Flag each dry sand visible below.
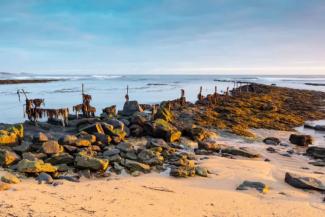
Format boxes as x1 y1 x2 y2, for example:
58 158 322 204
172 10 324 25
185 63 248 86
1 130 325 217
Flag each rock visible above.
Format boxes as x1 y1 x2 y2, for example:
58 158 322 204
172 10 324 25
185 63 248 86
59 135 78 145
148 138 169 149
102 105 117 117
306 146 325 159
137 149 164 165
22 152 46 161
179 137 198 149
131 171 141 177
221 147 259 158
122 159 151 173
12 141 32 153
0 124 24 145
79 134 97 143
57 164 71 172
198 141 222 151
103 148 120 157
1 173 20 184
266 147 276 153
63 145 78 153
94 133 112 145
236 181 269 193
263 137 281 145
17 159 57 173
285 172 325 191
106 119 124 130
315 125 325 131
116 142 134 152
195 166 208 177
0 149 20 166
45 153 74 165
289 134 312 146
309 161 325 167
74 154 109 171
124 150 138 161
170 166 195 178
182 127 207 142
153 119 181 142
0 182 11 191
120 101 143 116
79 123 104 134
33 132 48 143
74 139 91 147
106 129 127 144
42 140 64 154
129 124 144 137
154 104 174 122
36 173 53 184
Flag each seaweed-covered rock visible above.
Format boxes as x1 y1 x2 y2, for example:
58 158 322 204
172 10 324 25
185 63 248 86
42 140 64 154
74 154 109 171
289 134 312 146
0 149 20 166
285 172 325 191
17 159 57 173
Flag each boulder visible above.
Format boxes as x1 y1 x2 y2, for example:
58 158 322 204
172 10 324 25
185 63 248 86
289 134 312 146
0 124 24 145
170 166 195 178
154 104 174 122
236 181 269 193
152 119 181 142
79 134 97 143
22 152 46 161
122 159 151 173
17 159 57 173
195 166 208 177
79 123 104 134
182 127 207 142
103 148 120 157
1 173 21 184
74 139 91 147
148 138 169 149
59 135 78 145
137 149 164 166
33 132 48 143
306 146 325 160
285 172 325 191
94 133 112 145
0 182 11 191
130 114 148 127
129 124 144 137
42 140 64 154
45 153 74 165
105 119 124 130
12 141 32 153
198 141 222 152
74 154 109 171
120 101 143 116
263 137 281 146
102 105 117 117
116 142 134 152
0 149 20 166
36 173 53 184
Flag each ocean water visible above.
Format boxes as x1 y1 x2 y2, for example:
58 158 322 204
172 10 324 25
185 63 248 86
1 73 325 124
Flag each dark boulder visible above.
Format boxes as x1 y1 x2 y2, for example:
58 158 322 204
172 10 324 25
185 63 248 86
119 101 143 116
236 181 269 193
263 137 281 146
285 172 325 191
306 146 325 159
289 134 312 146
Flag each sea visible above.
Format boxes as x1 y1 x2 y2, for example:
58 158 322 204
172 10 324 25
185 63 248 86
1 73 325 125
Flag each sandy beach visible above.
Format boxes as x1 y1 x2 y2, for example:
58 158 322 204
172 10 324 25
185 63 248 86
1 129 325 217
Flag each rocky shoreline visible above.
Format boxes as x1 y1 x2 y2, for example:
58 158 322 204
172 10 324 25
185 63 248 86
0 83 325 203
0 79 64 85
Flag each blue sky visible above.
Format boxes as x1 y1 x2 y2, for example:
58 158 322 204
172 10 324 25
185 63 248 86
0 0 325 74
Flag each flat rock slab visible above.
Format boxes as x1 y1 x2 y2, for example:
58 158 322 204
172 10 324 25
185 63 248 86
285 172 325 191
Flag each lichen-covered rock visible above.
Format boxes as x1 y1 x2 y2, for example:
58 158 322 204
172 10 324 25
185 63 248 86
170 166 195 178
1 173 21 184
137 149 164 166
0 125 24 146
154 104 174 122
182 127 207 142
42 140 64 154
289 134 313 146
17 159 57 173
74 154 109 171
0 182 11 191
122 159 151 173
152 119 181 142
0 149 20 166
59 135 78 145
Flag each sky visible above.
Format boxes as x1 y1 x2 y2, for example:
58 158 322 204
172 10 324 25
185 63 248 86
0 0 325 75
